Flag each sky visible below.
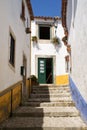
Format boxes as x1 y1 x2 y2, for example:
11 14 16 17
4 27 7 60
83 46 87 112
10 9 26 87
30 0 62 17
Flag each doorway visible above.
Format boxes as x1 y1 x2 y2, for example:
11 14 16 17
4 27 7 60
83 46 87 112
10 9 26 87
38 58 53 84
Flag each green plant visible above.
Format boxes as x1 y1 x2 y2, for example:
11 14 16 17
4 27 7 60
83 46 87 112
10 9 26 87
30 75 38 82
52 37 60 45
67 44 71 53
25 27 31 34
32 36 37 43
62 36 67 42
62 36 68 46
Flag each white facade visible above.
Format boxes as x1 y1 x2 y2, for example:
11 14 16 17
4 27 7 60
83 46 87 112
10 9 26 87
31 17 68 85
0 0 33 91
66 0 87 122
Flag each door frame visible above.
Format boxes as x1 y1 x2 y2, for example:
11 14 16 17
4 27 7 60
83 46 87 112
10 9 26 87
35 55 56 84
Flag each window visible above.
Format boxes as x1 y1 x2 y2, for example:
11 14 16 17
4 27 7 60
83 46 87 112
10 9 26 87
9 34 15 67
39 26 50 40
20 1 25 21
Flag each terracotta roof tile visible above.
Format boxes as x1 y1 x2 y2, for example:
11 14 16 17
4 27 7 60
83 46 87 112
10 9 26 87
34 16 61 20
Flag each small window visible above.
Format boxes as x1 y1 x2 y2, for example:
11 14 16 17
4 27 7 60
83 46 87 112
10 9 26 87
20 1 25 21
9 34 15 67
39 26 50 40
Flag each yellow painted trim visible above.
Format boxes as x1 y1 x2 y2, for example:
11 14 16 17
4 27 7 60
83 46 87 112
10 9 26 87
0 79 33 123
56 74 69 85
12 84 22 111
0 82 22 123
0 92 11 123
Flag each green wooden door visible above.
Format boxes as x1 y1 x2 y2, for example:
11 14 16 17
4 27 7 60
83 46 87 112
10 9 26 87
38 58 53 84
38 58 46 84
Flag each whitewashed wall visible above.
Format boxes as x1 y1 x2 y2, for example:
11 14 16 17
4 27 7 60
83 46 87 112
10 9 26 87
0 0 31 91
31 19 68 78
67 0 87 100
67 0 87 122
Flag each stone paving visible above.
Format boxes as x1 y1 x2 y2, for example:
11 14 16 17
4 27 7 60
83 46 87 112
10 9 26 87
0 85 87 130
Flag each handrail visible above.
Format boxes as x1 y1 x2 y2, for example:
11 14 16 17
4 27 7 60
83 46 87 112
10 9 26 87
46 72 52 83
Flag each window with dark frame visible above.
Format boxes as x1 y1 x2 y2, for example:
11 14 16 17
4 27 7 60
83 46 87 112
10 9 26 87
9 34 15 67
39 26 50 40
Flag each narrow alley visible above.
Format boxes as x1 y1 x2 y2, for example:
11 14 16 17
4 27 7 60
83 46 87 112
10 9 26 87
0 0 87 129
0 84 87 129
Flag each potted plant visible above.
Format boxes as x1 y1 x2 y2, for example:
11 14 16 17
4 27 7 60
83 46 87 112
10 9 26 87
32 36 38 43
30 75 39 85
52 37 60 45
20 13 26 21
67 44 71 53
64 28 68 36
65 55 69 61
62 36 67 46
25 27 31 34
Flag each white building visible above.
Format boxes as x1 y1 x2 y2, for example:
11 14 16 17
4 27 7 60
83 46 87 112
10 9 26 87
31 16 69 85
62 0 87 123
0 0 33 92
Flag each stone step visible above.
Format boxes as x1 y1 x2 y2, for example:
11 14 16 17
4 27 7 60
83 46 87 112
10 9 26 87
0 117 87 130
13 106 79 117
30 93 71 98
23 101 75 107
32 90 70 95
28 97 72 102
32 86 70 90
33 85 69 88
32 89 70 92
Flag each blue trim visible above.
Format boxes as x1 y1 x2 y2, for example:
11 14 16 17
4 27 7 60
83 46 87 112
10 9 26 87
69 76 87 123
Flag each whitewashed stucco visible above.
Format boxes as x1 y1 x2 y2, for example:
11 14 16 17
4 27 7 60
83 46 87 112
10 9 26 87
66 0 87 122
67 0 87 101
31 18 68 82
0 0 31 91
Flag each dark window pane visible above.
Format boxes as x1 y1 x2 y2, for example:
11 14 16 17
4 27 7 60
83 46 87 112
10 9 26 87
9 34 15 67
39 26 50 39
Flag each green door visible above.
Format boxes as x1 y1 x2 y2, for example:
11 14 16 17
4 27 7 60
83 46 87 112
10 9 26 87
38 58 46 84
38 58 53 84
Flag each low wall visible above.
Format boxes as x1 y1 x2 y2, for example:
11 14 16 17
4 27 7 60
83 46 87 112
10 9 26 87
56 74 69 85
0 78 32 123
0 82 22 123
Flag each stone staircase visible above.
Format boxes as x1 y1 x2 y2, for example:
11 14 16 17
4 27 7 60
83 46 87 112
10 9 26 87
0 85 87 130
